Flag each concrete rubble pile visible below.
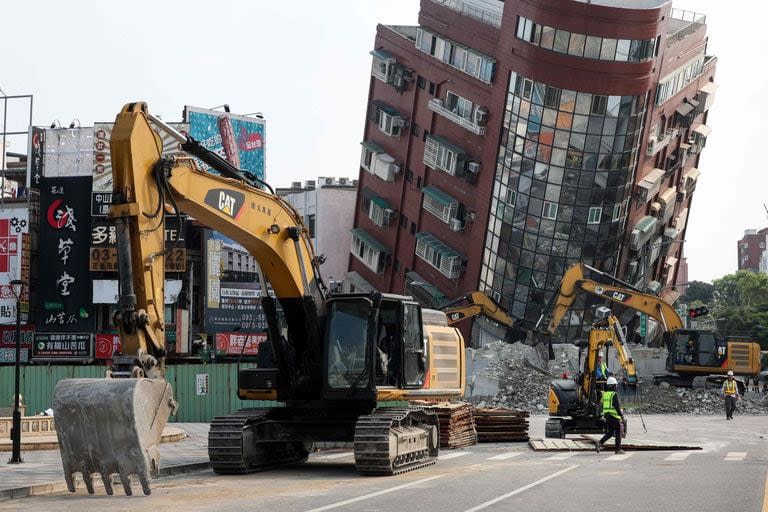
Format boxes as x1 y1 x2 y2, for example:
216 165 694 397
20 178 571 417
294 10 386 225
465 341 768 416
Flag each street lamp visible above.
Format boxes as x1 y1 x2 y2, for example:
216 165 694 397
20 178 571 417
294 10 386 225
8 278 24 464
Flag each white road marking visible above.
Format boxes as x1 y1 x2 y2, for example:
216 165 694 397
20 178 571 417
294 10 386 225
725 452 747 461
546 452 575 460
303 475 444 512
316 452 354 460
605 452 634 461
664 452 692 461
488 452 523 461
440 451 471 460
462 465 579 512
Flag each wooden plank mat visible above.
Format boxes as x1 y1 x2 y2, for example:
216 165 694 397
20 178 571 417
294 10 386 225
529 436 701 451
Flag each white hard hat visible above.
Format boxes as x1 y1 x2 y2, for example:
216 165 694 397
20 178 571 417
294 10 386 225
727 371 734 376
606 376 618 386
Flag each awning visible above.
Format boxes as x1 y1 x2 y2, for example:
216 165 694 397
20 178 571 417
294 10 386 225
344 271 375 293
660 187 677 204
93 279 182 305
683 167 701 182
665 256 678 267
370 49 395 61
351 228 390 254
686 98 700 108
360 140 384 153
661 288 681 304
693 124 712 137
421 186 457 207
415 232 461 259
638 168 665 187
427 134 466 155
634 215 658 233
361 187 391 209
405 271 446 306
372 101 401 117
679 142 691 151
675 102 695 117
699 82 718 95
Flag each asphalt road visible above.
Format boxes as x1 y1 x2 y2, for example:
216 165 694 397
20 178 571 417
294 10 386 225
3 415 766 512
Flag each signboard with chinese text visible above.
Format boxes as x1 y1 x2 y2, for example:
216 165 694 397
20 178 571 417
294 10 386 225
32 332 92 360
0 206 29 324
0 348 29 363
183 106 265 181
94 333 121 359
215 332 267 356
203 230 266 332
90 217 186 272
35 177 93 332
195 374 209 396
0 325 34 349
27 127 45 190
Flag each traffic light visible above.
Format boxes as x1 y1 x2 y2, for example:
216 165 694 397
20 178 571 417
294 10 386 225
688 306 710 318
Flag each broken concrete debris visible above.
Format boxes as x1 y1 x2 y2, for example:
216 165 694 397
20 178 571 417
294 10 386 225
465 341 768 415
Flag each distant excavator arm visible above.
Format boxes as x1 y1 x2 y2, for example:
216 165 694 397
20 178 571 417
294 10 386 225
441 291 516 327
543 262 684 335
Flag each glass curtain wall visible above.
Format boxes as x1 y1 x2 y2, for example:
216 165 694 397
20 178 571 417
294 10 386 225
480 71 647 340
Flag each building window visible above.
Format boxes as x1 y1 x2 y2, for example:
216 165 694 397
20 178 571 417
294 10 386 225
399 213 408 228
544 86 561 108
377 109 403 137
306 214 316 237
505 189 516 207
417 76 426 90
587 207 602 225
351 231 387 274
612 203 621 222
422 186 459 224
415 232 462 279
591 95 607 115
415 28 495 83
445 91 473 119
542 201 558 220
406 169 414 182
423 135 466 176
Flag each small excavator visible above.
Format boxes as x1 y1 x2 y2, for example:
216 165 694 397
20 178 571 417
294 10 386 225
540 262 761 437
52 103 466 496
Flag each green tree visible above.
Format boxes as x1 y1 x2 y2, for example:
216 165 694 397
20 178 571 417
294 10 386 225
682 280 714 303
711 270 768 348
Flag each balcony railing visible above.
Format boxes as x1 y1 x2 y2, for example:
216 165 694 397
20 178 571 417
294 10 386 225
646 128 678 157
428 98 487 136
428 0 502 28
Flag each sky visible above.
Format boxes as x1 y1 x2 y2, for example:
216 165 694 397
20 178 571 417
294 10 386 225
0 0 761 284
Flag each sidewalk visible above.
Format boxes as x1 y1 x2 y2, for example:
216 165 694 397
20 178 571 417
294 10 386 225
0 423 210 500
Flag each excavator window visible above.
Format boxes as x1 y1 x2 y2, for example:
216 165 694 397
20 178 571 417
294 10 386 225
325 300 371 390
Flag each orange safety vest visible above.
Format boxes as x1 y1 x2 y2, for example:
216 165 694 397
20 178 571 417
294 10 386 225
723 379 737 396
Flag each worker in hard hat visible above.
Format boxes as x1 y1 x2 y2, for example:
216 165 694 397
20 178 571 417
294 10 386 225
595 376 625 454
722 370 740 420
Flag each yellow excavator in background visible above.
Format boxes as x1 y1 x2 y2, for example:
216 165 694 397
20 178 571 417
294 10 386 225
541 262 761 437
52 103 466 496
440 291 528 343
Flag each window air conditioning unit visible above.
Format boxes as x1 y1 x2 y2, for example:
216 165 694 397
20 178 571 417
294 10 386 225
449 218 464 232
473 107 488 126
467 161 480 174
338 178 349 186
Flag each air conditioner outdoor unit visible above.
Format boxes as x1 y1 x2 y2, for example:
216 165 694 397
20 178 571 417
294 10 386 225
324 177 334 185
384 208 395 224
392 74 405 89
338 178 349 186
352 179 359 186
467 161 480 174
391 163 401 174
449 218 464 232
394 118 408 128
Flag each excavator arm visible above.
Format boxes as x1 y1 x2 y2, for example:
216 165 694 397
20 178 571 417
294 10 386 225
53 102 325 496
543 262 684 335
441 291 516 327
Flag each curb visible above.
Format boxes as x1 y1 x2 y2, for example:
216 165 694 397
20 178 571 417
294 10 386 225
0 428 187 452
0 461 211 501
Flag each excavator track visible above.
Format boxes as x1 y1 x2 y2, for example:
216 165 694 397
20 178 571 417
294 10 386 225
208 408 308 474
354 407 439 476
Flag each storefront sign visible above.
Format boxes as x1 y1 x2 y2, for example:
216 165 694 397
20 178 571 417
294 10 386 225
35 177 93 332
0 348 29 363
94 333 121 359
32 332 92 360
215 332 267 356
89 247 186 272
28 127 45 190
90 217 186 272
91 191 113 216
0 325 34 349
0 207 30 325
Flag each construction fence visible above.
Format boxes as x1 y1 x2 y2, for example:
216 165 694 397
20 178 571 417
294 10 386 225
0 363 276 423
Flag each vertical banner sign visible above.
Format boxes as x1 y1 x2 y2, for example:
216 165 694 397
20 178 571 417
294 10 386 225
184 106 266 182
27 127 45 190
0 207 29 324
196 374 209 396
93 122 189 195
35 177 93 332
203 229 267 333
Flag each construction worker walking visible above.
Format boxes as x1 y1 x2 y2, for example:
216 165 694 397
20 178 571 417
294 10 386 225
595 376 625 454
722 370 740 420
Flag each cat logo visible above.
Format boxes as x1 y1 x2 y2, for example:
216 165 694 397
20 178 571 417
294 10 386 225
594 286 630 302
204 189 245 219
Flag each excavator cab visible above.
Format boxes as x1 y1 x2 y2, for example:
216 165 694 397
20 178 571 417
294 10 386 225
323 296 375 399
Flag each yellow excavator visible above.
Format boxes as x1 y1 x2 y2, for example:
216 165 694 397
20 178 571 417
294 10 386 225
440 291 528 343
542 262 761 437
52 103 466 496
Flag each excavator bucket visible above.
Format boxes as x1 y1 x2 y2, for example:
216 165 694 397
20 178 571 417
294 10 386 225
53 378 177 496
